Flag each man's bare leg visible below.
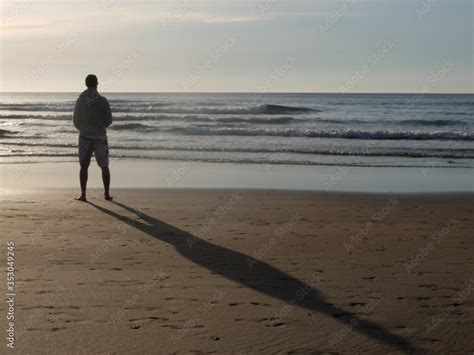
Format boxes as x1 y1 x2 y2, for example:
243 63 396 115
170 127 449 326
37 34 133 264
102 167 112 200
76 166 88 201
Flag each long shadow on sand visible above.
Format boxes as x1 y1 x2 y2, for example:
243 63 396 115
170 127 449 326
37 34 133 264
88 200 415 352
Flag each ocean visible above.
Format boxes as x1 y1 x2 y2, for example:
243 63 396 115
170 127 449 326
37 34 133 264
0 92 473 168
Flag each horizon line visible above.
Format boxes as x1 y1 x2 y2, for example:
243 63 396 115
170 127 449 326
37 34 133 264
1 91 473 95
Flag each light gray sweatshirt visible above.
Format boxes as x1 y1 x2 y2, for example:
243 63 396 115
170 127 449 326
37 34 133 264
73 89 112 139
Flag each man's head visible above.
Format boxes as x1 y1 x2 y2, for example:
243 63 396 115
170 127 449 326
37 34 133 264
85 74 98 89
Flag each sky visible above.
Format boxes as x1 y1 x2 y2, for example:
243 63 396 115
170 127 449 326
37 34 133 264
0 0 472 93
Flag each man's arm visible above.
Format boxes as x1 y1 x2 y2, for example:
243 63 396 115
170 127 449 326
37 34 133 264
73 98 83 130
104 98 112 127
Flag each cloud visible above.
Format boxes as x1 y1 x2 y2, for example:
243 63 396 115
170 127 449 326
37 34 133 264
1 23 50 30
186 11 352 24
0 1 360 41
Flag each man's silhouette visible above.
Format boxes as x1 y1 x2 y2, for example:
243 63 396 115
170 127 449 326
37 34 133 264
73 74 113 201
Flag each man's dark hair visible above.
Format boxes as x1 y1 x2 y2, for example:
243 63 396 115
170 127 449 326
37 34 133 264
85 74 98 88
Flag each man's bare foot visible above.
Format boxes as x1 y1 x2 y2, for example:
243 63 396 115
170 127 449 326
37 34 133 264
104 194 113 201
75 195 87 202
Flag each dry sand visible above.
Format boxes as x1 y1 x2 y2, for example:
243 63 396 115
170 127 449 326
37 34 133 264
0 189 473 354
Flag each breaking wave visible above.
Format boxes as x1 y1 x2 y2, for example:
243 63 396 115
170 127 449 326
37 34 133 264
165 127 474 141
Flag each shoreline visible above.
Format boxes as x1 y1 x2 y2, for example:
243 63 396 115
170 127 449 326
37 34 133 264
1 158 473 193
2 187 474 197
1 155 474 169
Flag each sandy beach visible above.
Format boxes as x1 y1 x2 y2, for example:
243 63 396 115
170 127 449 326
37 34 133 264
1 0 472 353
1 188 472 354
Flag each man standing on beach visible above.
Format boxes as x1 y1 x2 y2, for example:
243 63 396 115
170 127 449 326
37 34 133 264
73 74 113 202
